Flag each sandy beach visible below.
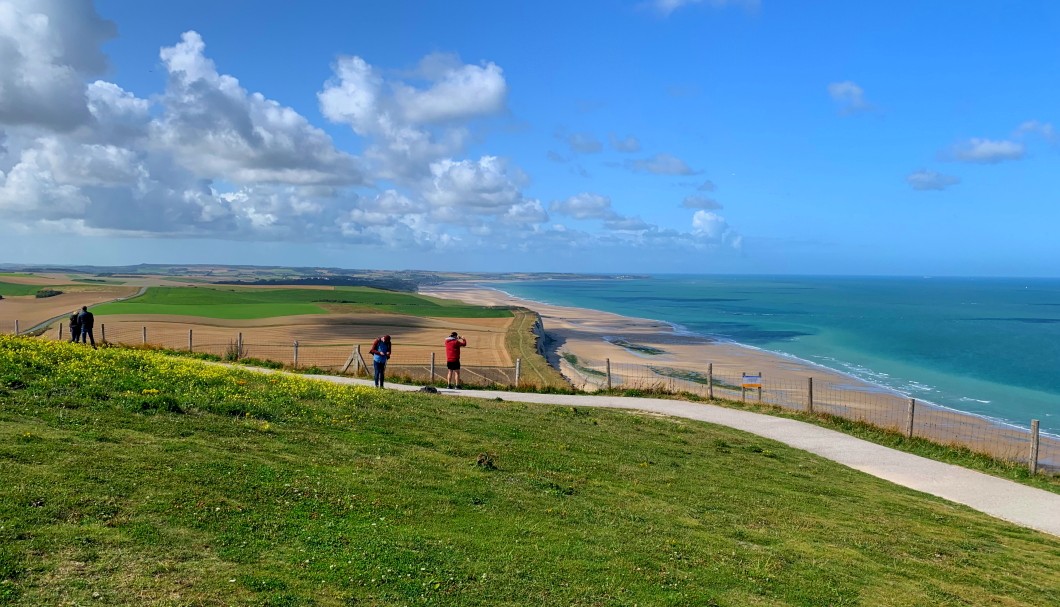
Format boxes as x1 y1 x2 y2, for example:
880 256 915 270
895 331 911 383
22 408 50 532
421 282 1056 466
422 281 886 393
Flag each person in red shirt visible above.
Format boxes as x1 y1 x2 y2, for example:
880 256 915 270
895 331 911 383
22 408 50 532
444 331 467 389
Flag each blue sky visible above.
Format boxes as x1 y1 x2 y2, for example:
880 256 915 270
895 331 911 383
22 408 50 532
1 1 1058 275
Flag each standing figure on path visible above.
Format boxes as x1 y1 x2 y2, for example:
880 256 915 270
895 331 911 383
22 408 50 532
369 334 392 388
77 306 96 349
68 311 81 343
445 331 467 389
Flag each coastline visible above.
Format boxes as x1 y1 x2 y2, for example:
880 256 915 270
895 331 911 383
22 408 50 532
422 281 906 395
421 281 1058 466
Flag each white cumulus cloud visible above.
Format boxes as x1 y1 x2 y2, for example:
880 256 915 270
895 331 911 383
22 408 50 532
609 133 641 153
550 193 615 219
0 0 116 130
393 53 507 124
647 0 759 17
562 131 603 154
906 169 960 191
625 153 698 175
319 52 507 181
947 138 1025 164
828 81 870 114
155 31 362 186
681 194 722 209
692 210 741 248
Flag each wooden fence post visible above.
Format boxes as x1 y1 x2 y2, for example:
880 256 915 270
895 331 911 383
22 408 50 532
906 398 916 438
142 326 147 345
188 329 193 352
757 371 762 402
293 340 299 368
1029 419 1041 475
741 372 747 402
59 323 63 340
341 347 358 374
606 358 612 390
101 324 106 343
430 352 436 383
14 320 19 335
708 363 713 400
515 358 521 387
238 332 243 356
807 377 814 413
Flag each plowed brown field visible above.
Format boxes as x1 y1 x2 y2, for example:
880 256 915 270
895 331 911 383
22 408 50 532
51 313 513 368
0 286 139 332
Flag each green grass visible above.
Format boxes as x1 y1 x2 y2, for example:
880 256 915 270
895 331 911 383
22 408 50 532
504 309 569 389
596 386 1060 495
0 282 74 297
562 352 606 378
71 278 125 285
91 286 513 319
1 336 1059 606
606 338 665 355
649 366 743 390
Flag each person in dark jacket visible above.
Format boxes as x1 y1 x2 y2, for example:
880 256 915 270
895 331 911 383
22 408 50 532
368 334 392 388
78 306 96 348
69 311 81 343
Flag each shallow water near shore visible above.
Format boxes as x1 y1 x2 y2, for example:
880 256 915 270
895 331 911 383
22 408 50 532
496 275 1060 434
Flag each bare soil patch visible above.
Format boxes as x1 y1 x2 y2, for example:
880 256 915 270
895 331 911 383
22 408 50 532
0 274 73 286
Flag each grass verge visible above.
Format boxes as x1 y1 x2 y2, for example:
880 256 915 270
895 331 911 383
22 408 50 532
503 308 569 390
597 386 1060 495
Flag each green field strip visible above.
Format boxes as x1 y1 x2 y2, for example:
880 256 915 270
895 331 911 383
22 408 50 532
91 302 330 319
93 286 512 319
0 281 76 296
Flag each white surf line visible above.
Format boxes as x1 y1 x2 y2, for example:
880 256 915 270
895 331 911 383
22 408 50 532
225 364 1060 539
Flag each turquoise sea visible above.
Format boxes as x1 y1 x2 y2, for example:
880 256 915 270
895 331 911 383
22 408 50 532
496 276 1060 434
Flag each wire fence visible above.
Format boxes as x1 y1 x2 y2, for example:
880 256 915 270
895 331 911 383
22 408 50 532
562 355 1060 475
3 319 1057 474
26 321 520 388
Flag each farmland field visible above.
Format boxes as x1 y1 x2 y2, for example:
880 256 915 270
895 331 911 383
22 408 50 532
2 274 545 383
0 273 139 332
0 281 76 297
92 286 513 320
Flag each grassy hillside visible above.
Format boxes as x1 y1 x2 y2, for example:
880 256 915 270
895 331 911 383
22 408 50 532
1 336 1058 606
91 286 513 319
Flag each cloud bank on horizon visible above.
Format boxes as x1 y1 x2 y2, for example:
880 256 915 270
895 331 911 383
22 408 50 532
0 0 1057 275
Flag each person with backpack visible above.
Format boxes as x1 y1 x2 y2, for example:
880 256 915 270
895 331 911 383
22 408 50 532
77 306 96 349
368 334 392 388
445 331 467 389
68 311 81 343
